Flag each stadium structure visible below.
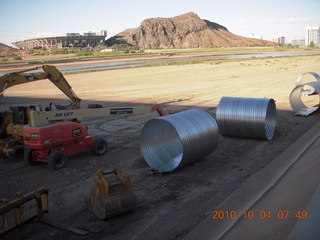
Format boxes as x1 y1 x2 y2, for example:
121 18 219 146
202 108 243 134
13 30 107 49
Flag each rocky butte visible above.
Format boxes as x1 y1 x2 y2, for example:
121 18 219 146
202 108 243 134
106 12 277 49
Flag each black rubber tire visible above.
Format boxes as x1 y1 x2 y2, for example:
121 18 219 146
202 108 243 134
92 137 108 156
87 103 103 109
48 151 66 170
24 148 39 165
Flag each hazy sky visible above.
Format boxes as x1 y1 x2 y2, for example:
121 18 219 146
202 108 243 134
0 0 319 46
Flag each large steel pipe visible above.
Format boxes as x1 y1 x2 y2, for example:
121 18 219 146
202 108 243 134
216 97 276 140
290 81 320 116
140 109 219 172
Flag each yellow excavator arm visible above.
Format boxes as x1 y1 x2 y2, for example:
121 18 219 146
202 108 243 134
0 65 81 109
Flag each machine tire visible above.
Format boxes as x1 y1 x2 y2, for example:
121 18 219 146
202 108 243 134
48 151 66 170
92 137 108 156
87 104 103 109
24 148 38 165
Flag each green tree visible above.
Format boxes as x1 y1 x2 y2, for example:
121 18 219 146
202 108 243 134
309 41 315 48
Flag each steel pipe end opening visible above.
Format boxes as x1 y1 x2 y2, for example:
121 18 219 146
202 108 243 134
296 72 320 86
265 99 276 140
290 81 320 116
140 109 219 172
216 97 277 140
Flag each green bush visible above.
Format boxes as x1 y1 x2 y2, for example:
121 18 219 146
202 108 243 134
10 54 22 60
76 51 94 56
13 55 22 60
50 48 69 54
67 48 80 54
111 43 139 52
93 46 105 52
309 41 315 48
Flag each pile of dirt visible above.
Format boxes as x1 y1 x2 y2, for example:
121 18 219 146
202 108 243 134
106 12 277 49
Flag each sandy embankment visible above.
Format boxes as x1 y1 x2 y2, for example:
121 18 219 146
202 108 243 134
2 55 320 112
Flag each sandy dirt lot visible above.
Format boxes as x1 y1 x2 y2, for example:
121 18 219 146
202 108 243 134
1 54 320 240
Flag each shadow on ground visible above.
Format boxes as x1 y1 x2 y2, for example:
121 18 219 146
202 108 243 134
1 96 319 240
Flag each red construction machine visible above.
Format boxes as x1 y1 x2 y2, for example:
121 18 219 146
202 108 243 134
23 105 167 170
23 121 107 170
1 64 168 169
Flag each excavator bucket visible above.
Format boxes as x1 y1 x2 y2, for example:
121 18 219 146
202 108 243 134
86 168 136 219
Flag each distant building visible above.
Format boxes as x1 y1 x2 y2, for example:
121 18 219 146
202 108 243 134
83 32 97 36
66 33 80 37
13 30 107 49
272 36 285 46
291 39 305 46
306 27 320 46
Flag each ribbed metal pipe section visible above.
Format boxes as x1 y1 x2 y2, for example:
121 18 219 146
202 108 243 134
290 81 320 116
140 109 219 172
216 97 276 140
296 72 320 86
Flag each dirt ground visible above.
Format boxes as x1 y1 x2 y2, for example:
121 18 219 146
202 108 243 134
1 54 320 240
1 47 319 73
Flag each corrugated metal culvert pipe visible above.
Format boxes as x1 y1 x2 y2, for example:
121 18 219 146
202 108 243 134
289 81 320 116
295 72 320 86
216 97 276 140
140 109 219 172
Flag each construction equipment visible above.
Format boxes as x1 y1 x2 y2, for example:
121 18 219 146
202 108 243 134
23 105 167 169
0 65 81 109
23 121 107 169
28 105 163 127
0 65 168 160
0 187 49 237
0 65 81 157
86 168 136 219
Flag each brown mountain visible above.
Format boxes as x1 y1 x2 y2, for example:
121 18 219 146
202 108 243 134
106 12 277 49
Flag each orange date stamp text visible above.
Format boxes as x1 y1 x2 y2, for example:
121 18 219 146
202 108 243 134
212 210 308 220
